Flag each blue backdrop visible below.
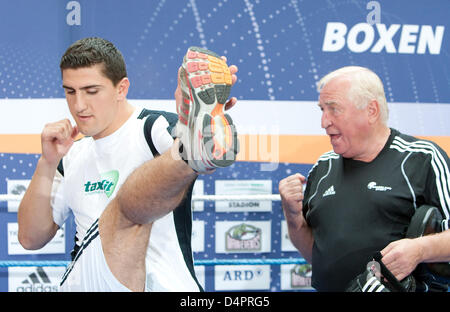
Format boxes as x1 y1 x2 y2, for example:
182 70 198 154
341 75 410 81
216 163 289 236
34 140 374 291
0 0 448 292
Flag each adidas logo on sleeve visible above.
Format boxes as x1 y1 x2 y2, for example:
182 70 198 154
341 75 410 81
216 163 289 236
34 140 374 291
322 185 336 197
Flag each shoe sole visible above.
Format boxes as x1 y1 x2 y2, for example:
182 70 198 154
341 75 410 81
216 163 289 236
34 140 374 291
181 46 238 168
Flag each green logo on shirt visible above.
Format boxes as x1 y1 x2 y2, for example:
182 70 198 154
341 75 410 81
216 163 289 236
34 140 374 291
84 170 119 198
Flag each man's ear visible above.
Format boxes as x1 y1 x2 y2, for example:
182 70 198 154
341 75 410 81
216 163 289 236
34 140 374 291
117 77 130 100
367 99 380 124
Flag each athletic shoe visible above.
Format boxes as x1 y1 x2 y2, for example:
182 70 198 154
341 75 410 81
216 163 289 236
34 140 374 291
176 46 239 173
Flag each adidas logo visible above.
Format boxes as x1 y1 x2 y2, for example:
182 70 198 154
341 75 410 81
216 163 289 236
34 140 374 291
362 276 386 292
16 267 58 292
322 185 336 197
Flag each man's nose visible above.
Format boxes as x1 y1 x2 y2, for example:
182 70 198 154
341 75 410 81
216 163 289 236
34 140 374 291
321 111 331 129
73 94 87 112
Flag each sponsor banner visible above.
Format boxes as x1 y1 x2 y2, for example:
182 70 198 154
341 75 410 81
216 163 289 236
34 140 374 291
7 179 30 212
192 179 204 212
280 264 314 291
8 266 66 292
281 221 297 252
7 222 65 255
193 265 205 291
215 180 272 212
214 265 271 291
1 99 450 138
191 220 205 253
0 99 449 164
215 221 271 254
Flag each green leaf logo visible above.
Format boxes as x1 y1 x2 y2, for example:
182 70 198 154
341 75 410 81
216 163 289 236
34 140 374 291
100 170 119 198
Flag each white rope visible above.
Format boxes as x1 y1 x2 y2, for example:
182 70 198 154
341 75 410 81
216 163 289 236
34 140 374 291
0 194 282 202
192 194 281 202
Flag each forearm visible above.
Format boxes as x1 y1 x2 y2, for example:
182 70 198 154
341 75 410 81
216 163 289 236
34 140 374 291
284 207 314 263
416 229 450 263
117 140 197 225
18 158 59 249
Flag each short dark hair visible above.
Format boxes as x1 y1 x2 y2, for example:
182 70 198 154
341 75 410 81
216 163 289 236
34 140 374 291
60 37 127 86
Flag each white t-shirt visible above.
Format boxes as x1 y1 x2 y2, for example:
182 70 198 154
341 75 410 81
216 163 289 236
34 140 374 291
55 107 201 291
59 219 133 292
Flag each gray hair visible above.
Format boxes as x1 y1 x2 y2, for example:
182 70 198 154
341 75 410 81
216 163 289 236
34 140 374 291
316 66 389 124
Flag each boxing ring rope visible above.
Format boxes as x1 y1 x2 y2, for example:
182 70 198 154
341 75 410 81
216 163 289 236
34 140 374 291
0 258 307 268
0 193 307 268
0 194 282 202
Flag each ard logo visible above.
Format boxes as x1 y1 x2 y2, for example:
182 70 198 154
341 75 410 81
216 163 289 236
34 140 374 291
225 223 261 252
291 264 312 288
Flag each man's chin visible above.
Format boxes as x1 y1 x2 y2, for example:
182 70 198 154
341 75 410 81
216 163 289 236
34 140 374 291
331 144 345 157
77 127 95 138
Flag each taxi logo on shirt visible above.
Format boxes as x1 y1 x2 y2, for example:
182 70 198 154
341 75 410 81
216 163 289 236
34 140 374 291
84 170 119 198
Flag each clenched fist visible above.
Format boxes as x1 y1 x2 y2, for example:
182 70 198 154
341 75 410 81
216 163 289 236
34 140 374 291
279 173 306 217
41 119 79 167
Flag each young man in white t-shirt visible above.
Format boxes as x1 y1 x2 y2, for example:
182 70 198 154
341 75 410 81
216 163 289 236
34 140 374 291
18 38 239 291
